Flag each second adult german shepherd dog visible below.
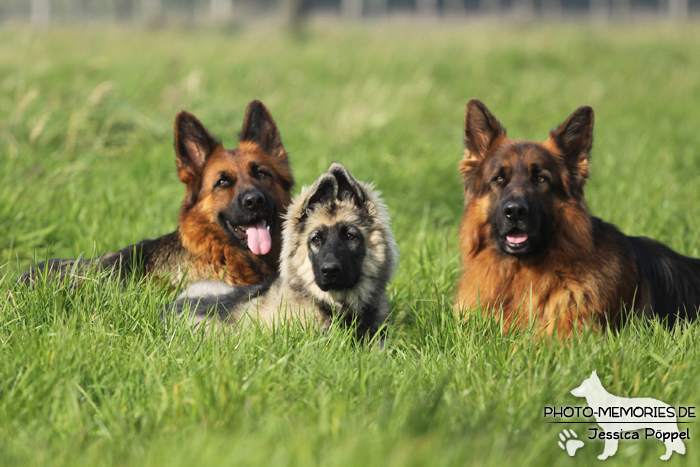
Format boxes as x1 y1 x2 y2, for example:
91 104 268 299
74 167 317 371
174 163 398 339
18 100 294 287
455 99 700 335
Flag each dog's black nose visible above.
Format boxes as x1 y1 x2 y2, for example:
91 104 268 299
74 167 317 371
503 199 529 222
241 190 265 210
321 262 342 279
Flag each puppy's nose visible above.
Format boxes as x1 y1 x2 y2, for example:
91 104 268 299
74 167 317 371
503 199 529 222
320 262 342 279
241 190 265 210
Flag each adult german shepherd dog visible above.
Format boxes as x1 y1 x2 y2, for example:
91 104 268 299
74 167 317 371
18 100 294 287
455 99 700 335
174 163 397 339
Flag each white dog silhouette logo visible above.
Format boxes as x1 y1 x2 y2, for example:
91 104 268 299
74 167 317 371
571 371 686 461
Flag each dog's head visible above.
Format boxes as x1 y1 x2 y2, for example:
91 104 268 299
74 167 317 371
570 370 602 398
175 100 294 257
298 164 369 292
282 163 397 308
459 99 594 257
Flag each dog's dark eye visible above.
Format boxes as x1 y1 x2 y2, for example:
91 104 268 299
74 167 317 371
256 170 271 180
494 175 505 183
537 175 548 184
345 233 355 241
311 235 322 245
215 178 231 188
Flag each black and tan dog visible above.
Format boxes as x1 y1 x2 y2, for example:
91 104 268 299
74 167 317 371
455 99 700 335
18 100 294 287
175 163 398 339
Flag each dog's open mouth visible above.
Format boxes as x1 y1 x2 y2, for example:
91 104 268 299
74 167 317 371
505 229 529 250
224 219 273 256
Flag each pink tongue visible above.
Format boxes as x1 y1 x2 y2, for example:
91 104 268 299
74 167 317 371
245 221 271 255
506 232 528 244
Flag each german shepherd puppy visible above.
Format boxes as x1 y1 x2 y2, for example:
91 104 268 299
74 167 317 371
18 100 294 287
455 99 700 335
174 163 397 338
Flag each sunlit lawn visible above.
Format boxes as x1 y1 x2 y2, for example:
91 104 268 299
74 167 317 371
1 21 700 466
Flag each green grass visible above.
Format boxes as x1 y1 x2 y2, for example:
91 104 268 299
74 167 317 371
2 21 700 466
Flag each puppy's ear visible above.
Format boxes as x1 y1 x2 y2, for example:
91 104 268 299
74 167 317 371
460 99 506 190
549 106 594 200
175 111 220 207
239 100 286 160
328 163 366 210
301 174 337 219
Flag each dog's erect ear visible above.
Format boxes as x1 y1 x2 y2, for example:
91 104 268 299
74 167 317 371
551 106 594 160
328 163 366 210
239 100 286 160
174 111 220 185
300 174 338 219
463 99 506 164
549 106 594 200
460 100 506 192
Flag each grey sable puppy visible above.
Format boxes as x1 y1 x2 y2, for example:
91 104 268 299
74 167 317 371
174 162 398 338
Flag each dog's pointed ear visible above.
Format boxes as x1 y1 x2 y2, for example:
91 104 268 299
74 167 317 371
460 100 506 191
328 162 366 210
551 106 594 161
301 174 338 219
463 99 506 163
239 100 286 160
174 111 220 185
549 106 594 200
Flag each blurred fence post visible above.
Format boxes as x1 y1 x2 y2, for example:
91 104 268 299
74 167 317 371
541 0 562 16
513 0 535 16
31 0 51 25
416 0 439 16
280 0 307 27
114 0 134 21
590 0 609 19
480 0 501 14
366 0 388 16
341 0 364 18
76 0 88 19
443 0 465 15
668 0 688 17
141 0 163 22
210 0 234 22
611 0 631 16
